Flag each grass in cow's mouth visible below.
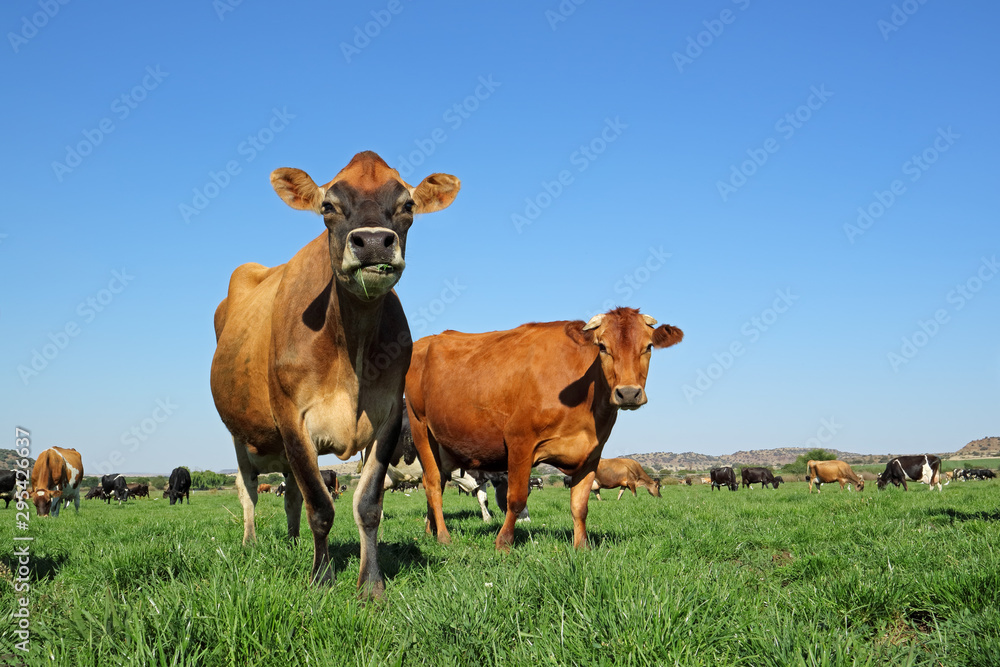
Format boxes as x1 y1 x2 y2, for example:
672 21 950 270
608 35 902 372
355 269 369 298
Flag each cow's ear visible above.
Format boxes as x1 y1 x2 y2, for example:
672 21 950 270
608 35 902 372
566 321 595 346
412 173 460 213
652 324 683 349
51 489 63 499
271 168 324 212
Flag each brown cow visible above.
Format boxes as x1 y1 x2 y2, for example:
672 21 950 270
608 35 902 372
210 151 459 595
29 447 84 517
406 307 683 551
807 460 864 493
257 483 272 494
126 483 149 499
591 458 661 501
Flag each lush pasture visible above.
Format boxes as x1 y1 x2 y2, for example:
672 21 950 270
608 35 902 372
1 480 998 666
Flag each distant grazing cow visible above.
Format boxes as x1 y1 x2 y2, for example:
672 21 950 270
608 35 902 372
126 483 149 499
563 476 573 488
741 467 778 490
165 467 191 505
85 487 104 500
407 307 684 551
0 470 19 508
959 468 995 481
101 474 129 504
807 460 864 493
710 467 738 491
30 447 84 517
528 477 544 491
257 483 272 494
591 458 661 501
274 482 286 497
876 455 943 492
700 477 711 485
320 470 339 499
210 151 460 593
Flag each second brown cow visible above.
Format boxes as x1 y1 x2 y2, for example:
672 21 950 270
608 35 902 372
406 307 683 551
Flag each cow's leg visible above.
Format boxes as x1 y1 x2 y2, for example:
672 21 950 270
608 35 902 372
475 484 491 522
354 412 401 600
278 429 337 587
232 438 259 544
496 456 532 551
283 475 303 540
617 487 626 501
409 412 450 544
569 467 597 550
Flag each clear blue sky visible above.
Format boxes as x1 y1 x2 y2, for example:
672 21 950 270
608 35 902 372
2 1 997 474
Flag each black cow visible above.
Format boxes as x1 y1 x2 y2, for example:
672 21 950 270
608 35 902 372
165 467 191 505
101 474 129 504
963 468 995 481
85 486 104 500
275 481 286 497
320 470 339 499
876 455 943 492
741 467 778 489
0 469 21 508
562 475 573 489
710 467 738 491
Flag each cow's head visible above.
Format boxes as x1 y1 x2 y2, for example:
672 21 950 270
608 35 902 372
650 477 662 497
876 473 890 490
31 487 61 517
854 477 865 492
581 307 683 410
270 151 460 302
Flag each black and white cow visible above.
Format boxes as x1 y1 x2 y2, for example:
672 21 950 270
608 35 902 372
741 467 778 490
164 467 191 505
0 469 20 508
710 467 738 491
876 455 943 492
100 474 129 504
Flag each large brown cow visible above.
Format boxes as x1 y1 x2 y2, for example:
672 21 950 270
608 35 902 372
29 447 84 517
807 460 864 493
210 151 459 595
591 457 661 501
406 307 683 551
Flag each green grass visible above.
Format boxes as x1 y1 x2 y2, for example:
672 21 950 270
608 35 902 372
1 481 998 666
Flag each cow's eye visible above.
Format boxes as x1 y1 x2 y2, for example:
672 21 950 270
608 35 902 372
403 201 415 214
598 343 607 354
321 201 338 215
646 344 653 353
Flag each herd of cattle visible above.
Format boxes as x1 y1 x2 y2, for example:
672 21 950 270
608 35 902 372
5 455 194 516
14 152 998 599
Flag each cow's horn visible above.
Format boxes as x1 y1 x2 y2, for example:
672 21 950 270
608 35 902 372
642 314 658 327
582 314 604 331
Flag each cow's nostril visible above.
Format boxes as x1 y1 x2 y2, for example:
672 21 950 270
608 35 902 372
382 234 394 248
351 235 365 248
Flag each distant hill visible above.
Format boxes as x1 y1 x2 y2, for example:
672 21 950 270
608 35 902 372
0 448 35 473
954 437 1000 458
